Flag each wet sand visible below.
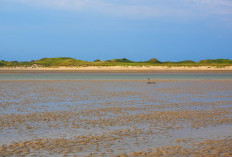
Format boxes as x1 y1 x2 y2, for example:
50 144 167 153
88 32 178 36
0 80 232 156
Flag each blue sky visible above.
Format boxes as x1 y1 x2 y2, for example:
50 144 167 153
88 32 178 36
1 0 232 61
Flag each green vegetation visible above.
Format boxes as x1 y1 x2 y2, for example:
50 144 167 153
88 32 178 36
106 58 134 63
34 57 89 66
145 58 161 63
0 57 232 67
198 59 232 64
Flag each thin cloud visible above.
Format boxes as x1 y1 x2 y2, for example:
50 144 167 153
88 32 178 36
192 0 232 14
14 0 232 18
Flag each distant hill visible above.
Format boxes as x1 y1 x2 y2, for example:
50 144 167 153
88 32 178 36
0 57 232 67
33 57 89 66
106 58 134 63
198 59 232 64
145 58 161 63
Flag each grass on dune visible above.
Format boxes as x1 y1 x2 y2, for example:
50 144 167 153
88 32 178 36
0 58 232 67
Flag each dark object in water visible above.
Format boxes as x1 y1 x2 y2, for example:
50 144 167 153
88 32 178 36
147 81 156 84
147 78 156 84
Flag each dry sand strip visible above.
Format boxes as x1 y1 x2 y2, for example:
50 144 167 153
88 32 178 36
1 66 232 72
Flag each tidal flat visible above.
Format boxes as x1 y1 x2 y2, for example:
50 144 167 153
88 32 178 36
0 80 232 156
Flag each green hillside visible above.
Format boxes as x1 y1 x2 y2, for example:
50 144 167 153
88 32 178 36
198 59 232 64
0 58 232 67
33 57 90 66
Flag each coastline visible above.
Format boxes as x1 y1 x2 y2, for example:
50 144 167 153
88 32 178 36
1 66 232 73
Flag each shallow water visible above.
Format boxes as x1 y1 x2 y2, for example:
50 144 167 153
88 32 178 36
0 79 232 156
0 72 232 80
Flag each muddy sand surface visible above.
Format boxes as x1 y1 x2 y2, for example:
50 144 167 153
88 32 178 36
0 80 232 156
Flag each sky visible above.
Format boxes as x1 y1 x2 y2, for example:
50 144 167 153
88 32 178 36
1 0 232 62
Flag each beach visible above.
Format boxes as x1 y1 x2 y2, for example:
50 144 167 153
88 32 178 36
0 76 232 156
2 0 232 156
1 65 232 72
